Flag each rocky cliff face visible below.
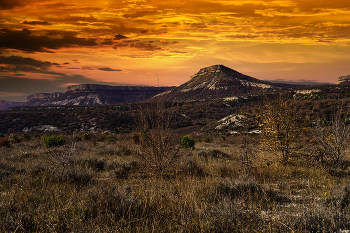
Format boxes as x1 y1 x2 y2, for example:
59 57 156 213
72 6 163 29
157 64 285 101
24 84 173 106
27 93 63 102
67 84 162 92
336 75 350 85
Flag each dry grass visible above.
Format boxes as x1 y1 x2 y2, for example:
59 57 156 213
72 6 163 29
1 134 350 232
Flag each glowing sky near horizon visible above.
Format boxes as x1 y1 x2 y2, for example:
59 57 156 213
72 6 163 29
1 0 350 101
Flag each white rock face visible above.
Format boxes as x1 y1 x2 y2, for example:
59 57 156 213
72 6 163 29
223 96 239 101
215 114 246 130
23 125 61 132
47 94 103 106
239 80 273 89
181 81 210 92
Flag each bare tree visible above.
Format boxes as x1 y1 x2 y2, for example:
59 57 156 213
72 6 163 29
312 103 350 167
132 101 181 175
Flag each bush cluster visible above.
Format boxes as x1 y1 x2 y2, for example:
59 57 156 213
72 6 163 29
43 135 67 148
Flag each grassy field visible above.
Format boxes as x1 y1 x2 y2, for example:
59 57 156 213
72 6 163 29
1 133 350 232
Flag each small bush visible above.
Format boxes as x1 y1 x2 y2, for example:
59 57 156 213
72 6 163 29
82 133 91 141
43 135 67 148
204 137 213 143
180 135 195 148
9 133 21 143
107 137 116 142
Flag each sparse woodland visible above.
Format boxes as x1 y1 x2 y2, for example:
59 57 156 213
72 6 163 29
2 96 350 232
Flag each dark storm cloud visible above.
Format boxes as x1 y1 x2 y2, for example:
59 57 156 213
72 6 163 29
0 28 98 53
0 55 53 69
114 34 128 40
98 67 122 72
22 21 52 25
0 0 27 10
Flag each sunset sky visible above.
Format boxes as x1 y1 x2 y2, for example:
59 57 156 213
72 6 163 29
1 0 350 101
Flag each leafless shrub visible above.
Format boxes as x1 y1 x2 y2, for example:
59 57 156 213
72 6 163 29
45 140 76 175
312 103 350 167
132 101 181 175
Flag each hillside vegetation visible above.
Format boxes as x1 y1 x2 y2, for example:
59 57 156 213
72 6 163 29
1 131 350 232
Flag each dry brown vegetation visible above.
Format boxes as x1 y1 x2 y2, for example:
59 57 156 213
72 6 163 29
1 132 350 232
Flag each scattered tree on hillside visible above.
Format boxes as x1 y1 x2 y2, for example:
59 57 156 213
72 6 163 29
258 98 305 161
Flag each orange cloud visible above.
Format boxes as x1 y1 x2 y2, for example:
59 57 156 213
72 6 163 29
0 0 349 101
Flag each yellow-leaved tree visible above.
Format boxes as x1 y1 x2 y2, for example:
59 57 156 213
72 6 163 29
258 98 305 161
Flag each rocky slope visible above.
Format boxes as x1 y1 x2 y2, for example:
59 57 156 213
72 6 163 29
157 64 287 101
25 84 173 106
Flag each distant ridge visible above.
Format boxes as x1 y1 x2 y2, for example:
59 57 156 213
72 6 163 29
24 84 173 106
0 100 24 110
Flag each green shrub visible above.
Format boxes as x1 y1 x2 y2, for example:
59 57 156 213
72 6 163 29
43 135 67 148
204 137 213 143
9 133 21 143
107 137 116 142
180 135 195 148
83 132 91 141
